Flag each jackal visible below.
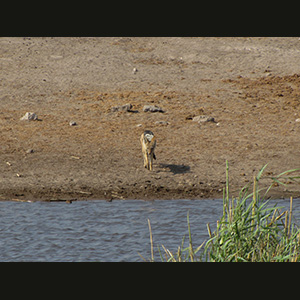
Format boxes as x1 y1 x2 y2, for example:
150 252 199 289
140 130 156 171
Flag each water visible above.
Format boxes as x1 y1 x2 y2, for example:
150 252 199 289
0 199 299 262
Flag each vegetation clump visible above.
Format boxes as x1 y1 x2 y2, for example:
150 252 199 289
142 161 300 262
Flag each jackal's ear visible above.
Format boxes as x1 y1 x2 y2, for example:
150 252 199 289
153 153 156 160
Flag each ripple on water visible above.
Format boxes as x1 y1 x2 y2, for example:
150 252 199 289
0 199 299 261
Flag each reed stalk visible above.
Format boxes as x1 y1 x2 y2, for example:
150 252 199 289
288 197 293 237
148 219 154 262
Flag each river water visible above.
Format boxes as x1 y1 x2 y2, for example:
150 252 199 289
0 199 299 262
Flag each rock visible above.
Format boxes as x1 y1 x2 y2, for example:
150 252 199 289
50 55 63 60
26 149 34 154
192 115 215 123
295 118 300 122
111 103 133 112
20 112 38 121
69 121 77 126
143 105 165 113
132 67 138 74
155 121 169 126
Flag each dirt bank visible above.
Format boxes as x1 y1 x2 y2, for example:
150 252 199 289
1 37 300 201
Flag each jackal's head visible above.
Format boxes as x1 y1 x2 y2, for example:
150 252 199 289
143 130 155 143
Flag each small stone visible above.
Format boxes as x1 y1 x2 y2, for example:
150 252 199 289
20 112 38 121
69 121 77 126
26 149 34 154
192 115 215 123
155 121 169 126
143 105 165 113
50 55 63 60
136 124 142 127
111 103 132 112
295 118 300 122
132 67 138 74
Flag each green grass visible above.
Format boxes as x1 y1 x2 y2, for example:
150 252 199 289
141 161 300 262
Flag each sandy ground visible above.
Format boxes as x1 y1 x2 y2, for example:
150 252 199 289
1 37 300 201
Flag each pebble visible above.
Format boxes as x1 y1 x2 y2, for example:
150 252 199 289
155 121 169 126
49 55 64 60
20 112 38 121
295 118 300 122
26 149 34 154
143 105 165 113
192 115 215 123
69 121 77 126
132 67 138 74
111 103 132 112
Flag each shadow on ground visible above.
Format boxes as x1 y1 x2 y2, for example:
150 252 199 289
159 163 191 174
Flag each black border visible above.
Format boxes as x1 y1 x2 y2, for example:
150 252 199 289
3 3 298 37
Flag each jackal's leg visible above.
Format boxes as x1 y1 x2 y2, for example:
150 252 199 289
149 157 152 170
146 153 150 170
149 152 153 171
142 148 148 169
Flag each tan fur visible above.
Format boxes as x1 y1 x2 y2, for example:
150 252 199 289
140 132 156 171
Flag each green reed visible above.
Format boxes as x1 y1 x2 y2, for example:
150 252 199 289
142 161 300 262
